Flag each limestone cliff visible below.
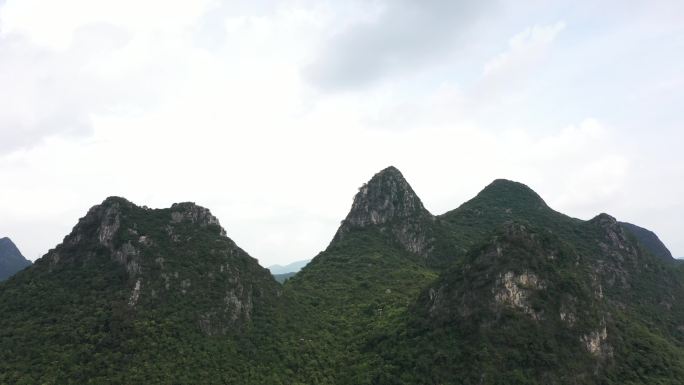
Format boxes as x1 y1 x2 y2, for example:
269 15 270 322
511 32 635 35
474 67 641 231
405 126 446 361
26 197 279 335
332 166 435 257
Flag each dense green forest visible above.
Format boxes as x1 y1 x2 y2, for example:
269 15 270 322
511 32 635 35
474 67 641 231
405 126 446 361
1 167 683 384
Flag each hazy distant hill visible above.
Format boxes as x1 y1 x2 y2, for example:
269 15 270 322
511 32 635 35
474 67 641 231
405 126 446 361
0 237 31 281
269 259 310 283
1 167 683 384
268 259 310 274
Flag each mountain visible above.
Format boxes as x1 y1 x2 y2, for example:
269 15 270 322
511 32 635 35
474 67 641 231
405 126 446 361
0 237 31 281
278 172 684 384
361 182 684 384
438 179 582 252
389 222 613 383
373 215 684 384
0 197 280 384
274 167 440 382
1 168 683 384
272 271 296 283
332 166 435 257
619 221 674 262
269 260 311 282
268 259 310 274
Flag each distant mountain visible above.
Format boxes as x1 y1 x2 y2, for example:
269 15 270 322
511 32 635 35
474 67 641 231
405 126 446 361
272 272 296 283
619 221 674 262
0 237 31 281
268 259 310 274
268 259 311 282
2 168 684 384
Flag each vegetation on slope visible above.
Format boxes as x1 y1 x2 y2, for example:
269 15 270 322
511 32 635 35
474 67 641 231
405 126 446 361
0 197 281 384
1 168 683 384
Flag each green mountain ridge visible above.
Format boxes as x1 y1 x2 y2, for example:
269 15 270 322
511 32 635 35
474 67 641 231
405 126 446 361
618 221 674 262
0 197 281 384
1 167 683 384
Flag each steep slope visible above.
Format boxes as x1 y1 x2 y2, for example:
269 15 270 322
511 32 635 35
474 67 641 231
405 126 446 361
2 168 683 384
370 210 684 384
619 221 674 262
376 223 612 384
0 197 280 384
275 169 684 384
277 166 439 383
437 179 585 252
332 166 435 256
0 237 31 281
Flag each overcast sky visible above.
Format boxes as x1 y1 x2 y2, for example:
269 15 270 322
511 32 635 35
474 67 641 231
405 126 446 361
0 0 682 265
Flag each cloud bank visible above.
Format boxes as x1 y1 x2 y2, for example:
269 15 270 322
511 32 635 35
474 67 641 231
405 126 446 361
0 0 682 264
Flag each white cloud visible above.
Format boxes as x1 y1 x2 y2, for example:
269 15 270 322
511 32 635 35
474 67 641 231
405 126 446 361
0 1 682 264
0 0 214 50
483 21 566 77
304 0 492 90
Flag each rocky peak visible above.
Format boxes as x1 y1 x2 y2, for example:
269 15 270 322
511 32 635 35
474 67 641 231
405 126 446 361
36 196 278 334
65 198 227 251
330 166 434 257
589 213 646 292
589 213 633 252
591 213 618 227
64 196 133 249
341 166 431 228
170 202 226 236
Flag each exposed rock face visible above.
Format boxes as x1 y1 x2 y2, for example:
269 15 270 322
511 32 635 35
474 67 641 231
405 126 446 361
559 307 578 326
423 223 558 322
170 202 227 236
36 196 278 335
591 214 633 251
581 323 611 358
2 167 684 384
97 204 122 247
0 237 31 281
494 270 546 320
342 166 430 227
332 166 434 256
60 197 141 274
63 196 131 248
414 220 617 383
590 213 646 292
128 279 142 306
